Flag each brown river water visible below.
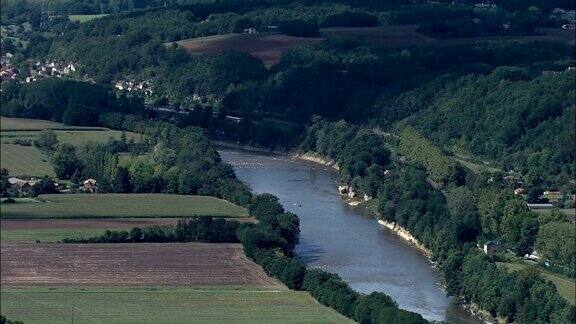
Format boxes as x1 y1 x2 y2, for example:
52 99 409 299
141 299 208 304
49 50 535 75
219 148 481 323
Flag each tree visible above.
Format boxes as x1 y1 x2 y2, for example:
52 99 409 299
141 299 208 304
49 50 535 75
500 199 539 256
52 144 81 179
129 227 143 242
354 292 398 324
111 166 132 193
30 176 58 196
0 169 10 197
526 187 543 203
34 129 58 151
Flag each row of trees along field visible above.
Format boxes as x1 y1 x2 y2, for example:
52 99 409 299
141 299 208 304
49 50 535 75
298 119 575 323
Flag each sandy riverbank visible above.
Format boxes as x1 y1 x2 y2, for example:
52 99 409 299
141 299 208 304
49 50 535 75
292 152 340 170
377 219 431 257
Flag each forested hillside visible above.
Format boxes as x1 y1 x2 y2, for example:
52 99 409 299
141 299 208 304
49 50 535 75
389 68 575 188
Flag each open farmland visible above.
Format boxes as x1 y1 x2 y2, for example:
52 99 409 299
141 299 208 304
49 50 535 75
0 194 249 219
176 33 323 67
0 143 55 177
1 117 141 147
1 287 352 324
1 243 281 287
0 218 179 243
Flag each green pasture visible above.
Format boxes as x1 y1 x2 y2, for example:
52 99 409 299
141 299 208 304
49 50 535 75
0 194 249 219
1 287 352 324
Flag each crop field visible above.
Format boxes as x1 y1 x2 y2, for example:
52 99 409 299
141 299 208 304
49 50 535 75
497 262 575 305
176 33 323 67
0 143 55 177
1 287 352 324
0 194 249 219
0 218 179 243
1 243 281 287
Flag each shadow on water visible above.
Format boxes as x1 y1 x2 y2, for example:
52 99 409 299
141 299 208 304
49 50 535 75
219 147 481 324
295 240 326 264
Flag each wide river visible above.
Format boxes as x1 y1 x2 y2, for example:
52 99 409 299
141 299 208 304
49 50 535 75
220 148 480 323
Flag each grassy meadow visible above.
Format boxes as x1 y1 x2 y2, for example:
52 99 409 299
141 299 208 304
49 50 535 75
1 287 352 324
0 143 55 177
497 262 575 305
0 117 141 177
0 194 249 219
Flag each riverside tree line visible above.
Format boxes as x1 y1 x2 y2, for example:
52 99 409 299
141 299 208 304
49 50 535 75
299 118 575 323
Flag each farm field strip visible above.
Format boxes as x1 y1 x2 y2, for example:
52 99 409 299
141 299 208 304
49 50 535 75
1 287 353 324
1 129 142 147
0 218 181 243
1 243 282 288
0 194 249 219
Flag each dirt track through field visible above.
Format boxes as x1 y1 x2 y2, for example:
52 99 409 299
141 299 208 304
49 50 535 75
1 243 284 288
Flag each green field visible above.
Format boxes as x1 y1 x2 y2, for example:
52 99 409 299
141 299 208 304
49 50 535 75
1 287 352 324
497 262 575 305
1 117 142 177
69 14 109 23
0 117 105 131
0 228 106 243
0 143 55 177
1 129 141 147
0 194 249 219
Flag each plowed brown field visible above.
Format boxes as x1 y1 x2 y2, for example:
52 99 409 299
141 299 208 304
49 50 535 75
1 243 284 288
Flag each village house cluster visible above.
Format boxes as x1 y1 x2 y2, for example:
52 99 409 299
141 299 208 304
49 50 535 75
25 60 78 83
114 79 153 95
0 55 78 83
0 53 18 80
6 176 98 196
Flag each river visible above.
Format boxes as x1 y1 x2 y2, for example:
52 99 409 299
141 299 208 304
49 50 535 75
219 148 481 323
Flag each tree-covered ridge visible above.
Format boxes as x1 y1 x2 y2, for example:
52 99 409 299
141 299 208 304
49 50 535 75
396 68 575 187
1 79 142 125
